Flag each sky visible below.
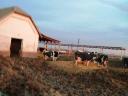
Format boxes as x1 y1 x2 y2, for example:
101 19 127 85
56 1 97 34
0 0 128 48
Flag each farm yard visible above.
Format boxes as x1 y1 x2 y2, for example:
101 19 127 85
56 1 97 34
0 1 128 96
0 55 128 96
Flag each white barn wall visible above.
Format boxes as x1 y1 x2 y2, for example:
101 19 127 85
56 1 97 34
0 13 39 57
0 35 11 56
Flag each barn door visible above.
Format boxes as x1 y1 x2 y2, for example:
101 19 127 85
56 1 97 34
10 38 22 57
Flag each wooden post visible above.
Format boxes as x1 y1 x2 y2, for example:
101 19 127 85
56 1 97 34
70 45 73 54
102 48 104 53
45 41 48 50
82 47 84 52
120 50 123 60
50 42 53 50
77 39 80 51
54 43 56 50
67 45 70 56
124 50 126 56
58 43 61 51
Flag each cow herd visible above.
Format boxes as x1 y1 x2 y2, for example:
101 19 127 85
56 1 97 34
40 49 128 68
75 51 108 67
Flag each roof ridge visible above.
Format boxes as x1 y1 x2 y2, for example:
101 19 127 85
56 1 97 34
0 6 30 17
0 6 42 38
11 6 19 11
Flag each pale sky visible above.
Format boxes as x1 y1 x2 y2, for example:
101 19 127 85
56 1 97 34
0 0 128 48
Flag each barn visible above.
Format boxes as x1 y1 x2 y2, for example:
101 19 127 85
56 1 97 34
0 6 41 57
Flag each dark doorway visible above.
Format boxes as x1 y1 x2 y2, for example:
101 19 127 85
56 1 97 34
10 38 22 57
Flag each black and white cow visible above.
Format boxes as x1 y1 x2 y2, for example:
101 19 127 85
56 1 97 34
43 50 59 61
122 57 128 68
51 51 59 61
75 51 95 66
95 53 108 67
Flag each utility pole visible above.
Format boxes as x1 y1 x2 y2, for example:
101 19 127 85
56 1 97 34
77 38 80 50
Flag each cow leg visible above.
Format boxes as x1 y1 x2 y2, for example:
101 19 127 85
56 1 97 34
83 60 86 66
86 61 90 66
75 60 78 66
75 57 82 66
97 62 100 67
55 57 57 61
44 55 48 60
93 60 97 64
104 61 108 68
53 56 55 61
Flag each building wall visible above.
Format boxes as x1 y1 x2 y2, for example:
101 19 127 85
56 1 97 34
0 35 11 56
0 13 39 57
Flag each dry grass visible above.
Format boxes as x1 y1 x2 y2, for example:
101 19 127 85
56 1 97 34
0 55 128 96
46 61 101 73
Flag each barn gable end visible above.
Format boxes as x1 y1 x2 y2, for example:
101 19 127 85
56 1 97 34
0 6 40 57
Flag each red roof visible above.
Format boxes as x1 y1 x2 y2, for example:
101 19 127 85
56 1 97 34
39 34 60 43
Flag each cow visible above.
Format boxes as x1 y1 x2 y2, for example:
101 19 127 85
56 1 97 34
43 50 59 61
43 50 52 60
74 51 95 66
95 53 108 67
51 51 59 61
122 57 128 68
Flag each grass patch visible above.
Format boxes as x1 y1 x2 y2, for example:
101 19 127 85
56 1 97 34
57 55 74 61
